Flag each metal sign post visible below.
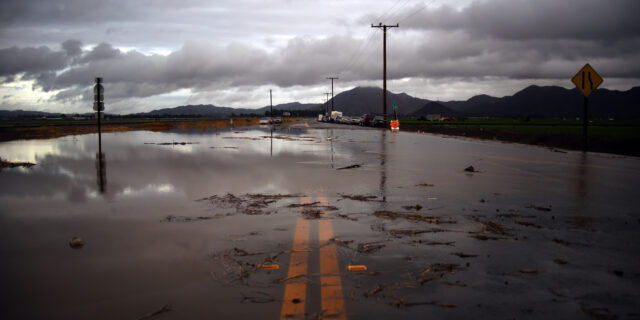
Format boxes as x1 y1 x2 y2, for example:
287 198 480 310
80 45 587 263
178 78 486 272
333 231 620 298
93 77 106 193
571 64 603 152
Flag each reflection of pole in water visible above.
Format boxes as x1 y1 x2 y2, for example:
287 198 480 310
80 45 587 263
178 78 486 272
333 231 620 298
94 77 106 193
572 153 591 229
379 129 387 203
330 129 334 168
95 132 107 193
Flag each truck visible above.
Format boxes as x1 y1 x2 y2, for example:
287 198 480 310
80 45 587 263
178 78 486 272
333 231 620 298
330 111 343 122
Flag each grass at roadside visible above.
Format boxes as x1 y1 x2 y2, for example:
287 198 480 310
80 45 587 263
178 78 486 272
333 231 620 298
399 118 640 156
0 117 303 142
399 118 640 140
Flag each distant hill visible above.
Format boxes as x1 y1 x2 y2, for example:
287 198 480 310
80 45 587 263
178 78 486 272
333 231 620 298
1 85 638 120
410 102 458 117
145 104 240 117
139 102 321 117
442 85 640 119
327 86 436 116
0 109 62 118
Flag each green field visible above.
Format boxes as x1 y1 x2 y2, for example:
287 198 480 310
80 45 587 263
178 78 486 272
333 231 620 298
399 118 640 140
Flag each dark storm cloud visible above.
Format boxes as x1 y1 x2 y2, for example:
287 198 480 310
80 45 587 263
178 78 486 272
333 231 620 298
401 0 640 40
0 46 67 76
79 42 122 62
10 37 369 102
62 39 82 57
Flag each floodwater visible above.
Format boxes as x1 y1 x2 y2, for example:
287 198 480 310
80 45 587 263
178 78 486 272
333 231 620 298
1 121 639 319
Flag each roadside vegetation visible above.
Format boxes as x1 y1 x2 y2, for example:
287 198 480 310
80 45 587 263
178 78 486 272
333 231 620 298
0 117 302 142
399 118 640 156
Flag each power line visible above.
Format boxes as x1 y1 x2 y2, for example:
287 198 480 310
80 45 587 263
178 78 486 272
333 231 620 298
397 0 437 24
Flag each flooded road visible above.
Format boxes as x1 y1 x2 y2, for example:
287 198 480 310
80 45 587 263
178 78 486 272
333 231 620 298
1 120 639 319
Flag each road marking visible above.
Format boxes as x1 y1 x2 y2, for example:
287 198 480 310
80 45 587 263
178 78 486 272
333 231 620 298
318 192 347 320
280 195 311 320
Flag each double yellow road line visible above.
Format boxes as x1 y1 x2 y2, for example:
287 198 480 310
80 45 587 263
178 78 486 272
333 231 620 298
280 193 346 320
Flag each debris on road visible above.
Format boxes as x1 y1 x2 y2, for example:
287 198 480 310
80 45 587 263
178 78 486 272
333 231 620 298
515 220 543 228
335 213 358 221
496 213 536 218
301 209 323 219
329 238 353 248
161 215 216 222
199 193 302 216
339 193 381 202
553 258 568 265
519 269 545 274
464 165 476 172
451 252 478 258
416 183 435 187
374 211 454 224
69 236 83 249
406 240 455 246
388 228 452 237
136 305 172 320
401 204 423 211
240 291 278 304
348 265 368 271
552 238 590 247
358 242 386 254
337 164 362 170
526 204 552 211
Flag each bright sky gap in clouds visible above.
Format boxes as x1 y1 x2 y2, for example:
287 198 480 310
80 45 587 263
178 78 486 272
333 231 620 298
1 0 639 114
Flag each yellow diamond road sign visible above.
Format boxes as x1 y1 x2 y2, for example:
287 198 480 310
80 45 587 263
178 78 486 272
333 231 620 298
572 63 603 97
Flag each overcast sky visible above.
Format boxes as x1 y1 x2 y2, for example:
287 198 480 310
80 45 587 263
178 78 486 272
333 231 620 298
1 0 639 114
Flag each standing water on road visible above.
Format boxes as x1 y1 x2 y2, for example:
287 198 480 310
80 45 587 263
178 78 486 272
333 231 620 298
1 122 639 319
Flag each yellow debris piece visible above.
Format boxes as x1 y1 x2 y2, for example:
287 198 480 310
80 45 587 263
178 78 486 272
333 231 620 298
348 265 367 271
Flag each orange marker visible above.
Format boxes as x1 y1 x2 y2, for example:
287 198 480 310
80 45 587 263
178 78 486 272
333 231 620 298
348 265 367 271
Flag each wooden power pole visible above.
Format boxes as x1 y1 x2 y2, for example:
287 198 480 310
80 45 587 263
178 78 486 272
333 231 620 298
371 23 398 123
327 77 338 112
324 92 331 115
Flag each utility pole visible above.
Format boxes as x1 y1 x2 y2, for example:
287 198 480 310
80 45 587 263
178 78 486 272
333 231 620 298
324 92 331 115
269 89 273 120
327 77 338 112
372 23 398 123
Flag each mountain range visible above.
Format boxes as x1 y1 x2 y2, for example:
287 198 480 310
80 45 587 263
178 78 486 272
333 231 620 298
2 85 638 119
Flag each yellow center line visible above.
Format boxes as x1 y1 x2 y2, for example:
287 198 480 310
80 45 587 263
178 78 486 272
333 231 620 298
280 195 311 320
318 192 347 320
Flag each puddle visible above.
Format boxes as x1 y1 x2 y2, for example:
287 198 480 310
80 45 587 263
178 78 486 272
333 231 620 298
1 125 640 319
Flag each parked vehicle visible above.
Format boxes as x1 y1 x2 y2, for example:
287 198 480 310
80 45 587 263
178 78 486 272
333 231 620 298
330 111 343 122
351 116 361 125
340 116 351 124
371 116 385 127
274 117 282 124
318 114 324 121
360 114 374 126
259 117 271 125
322 115 329 122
